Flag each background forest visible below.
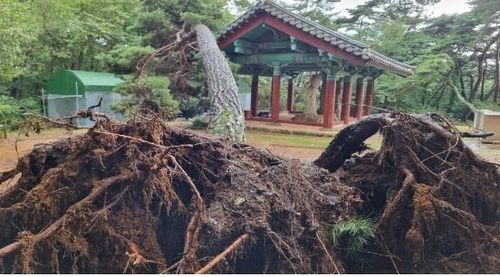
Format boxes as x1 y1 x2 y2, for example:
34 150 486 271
0 0 499 128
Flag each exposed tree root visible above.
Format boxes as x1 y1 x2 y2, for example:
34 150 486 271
316 112 500 273
0 169 18 184
0 113 358 273
196 233 250 274
0 171 134 260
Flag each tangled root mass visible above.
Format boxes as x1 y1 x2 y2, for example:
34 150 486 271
0 116 358 273
0 112 499 273
316 112 500 273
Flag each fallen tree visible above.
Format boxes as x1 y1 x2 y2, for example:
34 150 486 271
0 111 499 273
138 23 246 143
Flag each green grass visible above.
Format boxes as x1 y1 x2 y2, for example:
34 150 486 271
247 130 384 150
247 131 333 149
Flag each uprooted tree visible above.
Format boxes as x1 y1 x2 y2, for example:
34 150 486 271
138 23 246 143
0 108 499 273
194 24 246 143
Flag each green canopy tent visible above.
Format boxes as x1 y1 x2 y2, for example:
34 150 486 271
47 70 124 126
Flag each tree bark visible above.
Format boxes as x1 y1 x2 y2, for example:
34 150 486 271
194 24 246 143
495 40 500 102
314 113 390 172
449 82 478 114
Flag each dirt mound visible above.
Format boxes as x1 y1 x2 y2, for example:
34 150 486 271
316 112 500 273
0 116 360 273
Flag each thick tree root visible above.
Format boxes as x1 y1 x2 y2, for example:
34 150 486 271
0 171 134 259
316 112 500 273
196 233 249 274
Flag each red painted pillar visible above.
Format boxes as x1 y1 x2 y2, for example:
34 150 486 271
354 78 364 120
323 73 337 128
341 76 352 124
364 79 374 115
271 65 281 122
334 78 342 119
286 78 294 112
250 74 258 117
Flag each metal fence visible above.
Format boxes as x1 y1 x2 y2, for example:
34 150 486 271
47 92 124 127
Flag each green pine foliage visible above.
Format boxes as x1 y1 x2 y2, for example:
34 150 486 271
112 75 179 119
331 217 375 259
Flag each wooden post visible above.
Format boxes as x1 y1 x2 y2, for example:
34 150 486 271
271 64 281 122
251 74 259 117
364 79 374 115
341 76 352 124
354 77 364 120
323 71 337 128
334 78 342 120
286 77 294 112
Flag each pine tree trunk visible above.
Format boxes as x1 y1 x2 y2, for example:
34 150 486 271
194 24 246 143
494 40 500 102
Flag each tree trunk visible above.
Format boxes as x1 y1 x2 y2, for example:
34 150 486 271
194 24 246 143
495 40 500 102
450 82 478 114
314 113 390 172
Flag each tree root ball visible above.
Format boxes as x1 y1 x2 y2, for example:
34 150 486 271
0 117 359 273
316 112 500 273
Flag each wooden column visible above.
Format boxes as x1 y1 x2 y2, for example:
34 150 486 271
364 79 374 115
341 76 352 124
286 77 294 112
334 78 342 120
271 64 281 122
354 77 364 120
323 71 337 128
251 74 259 117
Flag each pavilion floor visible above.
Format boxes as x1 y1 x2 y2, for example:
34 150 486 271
245 111 359 137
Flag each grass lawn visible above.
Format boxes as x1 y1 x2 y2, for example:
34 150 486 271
246 130 384 162
0 124 498 172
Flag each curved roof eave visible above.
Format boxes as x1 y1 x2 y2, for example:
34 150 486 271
218 0 414 77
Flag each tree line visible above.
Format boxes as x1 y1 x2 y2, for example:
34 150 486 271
0 0 498 128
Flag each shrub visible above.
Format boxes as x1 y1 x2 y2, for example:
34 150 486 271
112 75 179 120
0 95 40 132
179 96 210 119
331 216 375 260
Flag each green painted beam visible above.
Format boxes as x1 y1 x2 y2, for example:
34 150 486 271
230 52 339 65
290 36 308 52
259 41 290 49
233 39 293 51
233 40 255 55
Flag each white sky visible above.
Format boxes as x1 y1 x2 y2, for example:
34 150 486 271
273 0 473 17
331 0 472 16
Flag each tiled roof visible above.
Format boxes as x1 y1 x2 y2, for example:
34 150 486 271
219 0 414 77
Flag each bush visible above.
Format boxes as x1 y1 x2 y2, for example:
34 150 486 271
331 216 375 260
0 95 40 131
179 96 211 119
112 75 179 120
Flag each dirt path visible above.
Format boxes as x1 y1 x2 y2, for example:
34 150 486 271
0 129 87 172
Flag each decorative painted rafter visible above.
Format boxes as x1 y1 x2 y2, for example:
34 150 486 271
218 0 414 77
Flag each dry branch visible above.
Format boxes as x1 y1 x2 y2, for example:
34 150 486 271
167 155 205 273
0 171 134 259
195 233 250 274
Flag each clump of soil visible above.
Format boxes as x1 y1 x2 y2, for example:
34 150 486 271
316 112 500 273
0 114 360 273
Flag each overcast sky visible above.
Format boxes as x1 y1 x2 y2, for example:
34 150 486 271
320 0 471 16
262 0 473 17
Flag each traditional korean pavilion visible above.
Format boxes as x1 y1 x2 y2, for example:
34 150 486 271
218 0 413 128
